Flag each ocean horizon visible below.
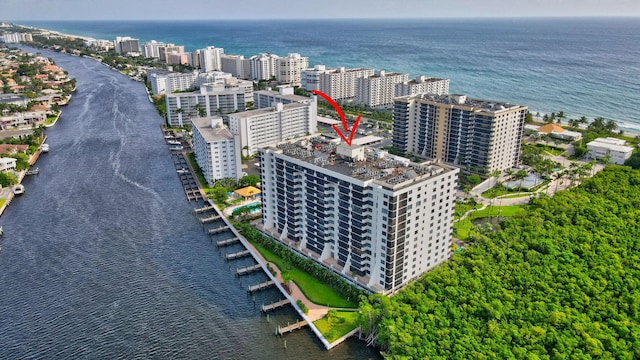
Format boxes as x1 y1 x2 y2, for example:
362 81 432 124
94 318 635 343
17 18 640 133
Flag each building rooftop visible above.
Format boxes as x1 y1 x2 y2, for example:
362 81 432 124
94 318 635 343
192 117 234 142
399 93 525 113
264 136 456 190
230 102 309 119
587 138 634 152
254 89 310 103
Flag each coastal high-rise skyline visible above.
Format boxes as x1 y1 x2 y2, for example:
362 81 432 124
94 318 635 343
4 0 640 20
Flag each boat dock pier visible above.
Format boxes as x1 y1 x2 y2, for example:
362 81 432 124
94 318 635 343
200 215 222 224
261 299 291 313
277 320 309 336
216 237 239 247
226 249 251 261
236 263 262 276
208 226 228 235
248 280 275 293
194 205 216 214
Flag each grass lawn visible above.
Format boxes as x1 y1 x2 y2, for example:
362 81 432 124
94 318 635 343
313 310 360 343
499 193 531 199
470 205 526 219
535 143 565 156
454 205 527 240
249 240 357 308
453 218 473 240
482 186 513 199
454 202 483 219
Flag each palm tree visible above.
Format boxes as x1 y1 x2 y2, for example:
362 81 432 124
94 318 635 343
589 117 606 132
568 118 580 128
515 170 528 189
604 119 618 134
578 116 588 126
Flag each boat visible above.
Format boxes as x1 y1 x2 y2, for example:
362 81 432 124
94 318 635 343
0 226 4 237
167 140 181 145
41 143 50 153
169 146 184 151
13 184 25 195
26 167 40 176
176 168 188 174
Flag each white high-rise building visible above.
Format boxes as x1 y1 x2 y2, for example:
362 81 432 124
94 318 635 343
221 55 251 79
192 117 242 183
229 101 317 155
195 71 233 87
259 136 459 294
393 94 527 174
249 53 280 81
165 79 253 127
141 40 167 58
253 86 314 109
301 65 374 100
146 69 197 95
395 76 450 97
355 71 408 108
199 46 225 72
276 53 309 86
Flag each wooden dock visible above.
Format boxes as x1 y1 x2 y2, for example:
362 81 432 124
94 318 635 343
248 280 275 293
226 249 251 260
194 205 216 213
277 320 309 336
237 263 262 276
216 237 239 247
201 215 222 224
208 226 229 235
261 299 291 313
186 190 203 202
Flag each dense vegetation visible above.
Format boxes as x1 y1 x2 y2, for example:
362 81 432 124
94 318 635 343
359 166 640 359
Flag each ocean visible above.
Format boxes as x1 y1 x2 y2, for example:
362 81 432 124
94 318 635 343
19 18 640 133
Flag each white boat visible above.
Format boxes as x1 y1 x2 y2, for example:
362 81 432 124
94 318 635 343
41 144 50 153
167 140 181 145
13 184 25 195
176 168 188 174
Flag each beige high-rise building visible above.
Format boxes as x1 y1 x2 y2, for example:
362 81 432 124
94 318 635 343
301 65 374 100
276 53 309 86
356 70 408 108
393 94 527 174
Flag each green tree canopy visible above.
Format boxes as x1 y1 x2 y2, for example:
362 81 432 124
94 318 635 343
359 166 640 359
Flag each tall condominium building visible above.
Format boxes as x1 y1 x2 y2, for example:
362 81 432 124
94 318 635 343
259 136 459 294
165 80 252 127
199 46 225 72
195 71 233 87
114 36 140 55
192 117 242 183
253 86 314 109
0 33 32 44
250 53 280 81
395 76 450 97
141 40 167 58
158 45 185 64
221 55 251 79
301 65 375 100
276 53 309 86
146 69 197 95
356 71 409 108
393 94 527 174
229 101 317 155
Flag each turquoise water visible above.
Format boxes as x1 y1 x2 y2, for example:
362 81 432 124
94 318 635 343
20 18 640 132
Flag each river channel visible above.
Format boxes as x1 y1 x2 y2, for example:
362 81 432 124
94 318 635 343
0 49 380 359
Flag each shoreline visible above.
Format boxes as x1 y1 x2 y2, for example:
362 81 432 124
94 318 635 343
9 22 640 135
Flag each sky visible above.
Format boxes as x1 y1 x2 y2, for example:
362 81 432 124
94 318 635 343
3 0 640 20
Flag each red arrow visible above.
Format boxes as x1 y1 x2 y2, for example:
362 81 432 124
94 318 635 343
311 90 361 146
